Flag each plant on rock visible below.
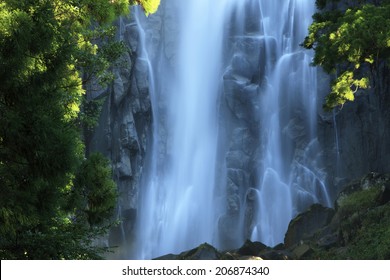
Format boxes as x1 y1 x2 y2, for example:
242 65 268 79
131 0 161 15
303 0 390 110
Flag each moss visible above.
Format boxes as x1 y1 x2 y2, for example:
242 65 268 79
346 204 390 259
338 187 381 217
310 185 390 260
311 246 347 260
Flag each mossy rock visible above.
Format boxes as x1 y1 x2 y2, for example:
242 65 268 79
338 187 382 218
342 203 390 259
316 203 390 259
335 173 390 210
284 204 335 248
312 173 390 259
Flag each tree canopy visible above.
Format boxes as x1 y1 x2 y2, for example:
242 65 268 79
303 0 390 110
0 0 160 259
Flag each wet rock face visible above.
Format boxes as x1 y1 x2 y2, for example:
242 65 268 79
317 63 390 199
86 13 159 246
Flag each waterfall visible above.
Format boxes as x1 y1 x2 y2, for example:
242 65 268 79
131 0 331 259
250 0 332 246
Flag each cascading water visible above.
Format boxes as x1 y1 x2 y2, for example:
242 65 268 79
131 0 331 259
133 0 234 259
251 0 332 246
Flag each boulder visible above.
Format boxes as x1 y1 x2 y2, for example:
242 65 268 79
236 239 268 256
178 243 221 260
154 241 291 260
335 173 390 210
284 204 335 248
259 249 294 260
292 244 313 259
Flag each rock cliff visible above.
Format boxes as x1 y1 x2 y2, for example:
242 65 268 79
86 12 155 248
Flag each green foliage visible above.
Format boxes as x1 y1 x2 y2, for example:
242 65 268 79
0 0 158 259
313 185 390 259
79 97 107 131
0 222 109 260
304 0 390 110
131 0 161 15
346 203 390 259
77 26 128 87
0 0 85 243
338 186 381 218
70 153 118 227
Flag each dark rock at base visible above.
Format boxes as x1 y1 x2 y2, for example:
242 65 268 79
284 204 335 248
236 239 268 256
292 244 313 259
316 232 339 249
155 243 222 260
273 243 285 250
153 241 293 260
178 243 221 260
153 254 178 260
259 249 294 260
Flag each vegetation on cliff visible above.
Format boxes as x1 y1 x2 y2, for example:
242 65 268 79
304 0 390 110
0 0 159 259
303 173 390 259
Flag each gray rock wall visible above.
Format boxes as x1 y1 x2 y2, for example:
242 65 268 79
218 21 265 248
318 63 390 200
87 13 154 248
